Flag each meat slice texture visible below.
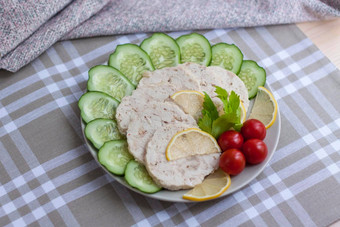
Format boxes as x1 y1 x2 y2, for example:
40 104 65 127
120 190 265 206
138 66 200 90
145 123 220 190
117 63 248 177
179 62 249 111
116 83 177 134
126 101 196 164
207 66 249 111
116 66 202 135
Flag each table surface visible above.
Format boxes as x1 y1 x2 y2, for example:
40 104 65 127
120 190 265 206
297 18 340 227
0 19 339 227
297 18 340 69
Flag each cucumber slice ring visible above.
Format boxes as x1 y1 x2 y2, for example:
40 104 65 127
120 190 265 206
85 118 124 150
98 140 133 175
210 43 244 74
141 33 180 69
176 33 212 66
109 44 154 86
78 91 119 123
237 60 266 99
124 160 162 194
87 65 135 102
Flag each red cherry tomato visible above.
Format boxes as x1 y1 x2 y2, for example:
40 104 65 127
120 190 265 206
219 149 246 175
241 119 266 140
242 139 268 164
218 130 244 151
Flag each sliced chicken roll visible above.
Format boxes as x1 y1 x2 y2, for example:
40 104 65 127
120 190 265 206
179 62 249 111
126 101 196 164
145 123 219 190
116 83 177 134
138 66 200 90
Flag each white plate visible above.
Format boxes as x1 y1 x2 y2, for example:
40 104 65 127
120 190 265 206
81 83 280 203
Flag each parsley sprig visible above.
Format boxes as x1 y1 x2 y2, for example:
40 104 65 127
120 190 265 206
198 86 242 138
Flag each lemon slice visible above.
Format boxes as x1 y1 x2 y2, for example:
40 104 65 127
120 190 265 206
166 128 221 161
183 169 231 201
171 90 204 120
240 101 247 123
248 86 278 129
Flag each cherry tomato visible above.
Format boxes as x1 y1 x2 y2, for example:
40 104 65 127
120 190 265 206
241 119 266 140
219 149 246 175
242 139 268 164
218 130 244 151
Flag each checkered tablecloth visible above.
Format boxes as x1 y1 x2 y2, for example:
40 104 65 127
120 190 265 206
0 24 339 226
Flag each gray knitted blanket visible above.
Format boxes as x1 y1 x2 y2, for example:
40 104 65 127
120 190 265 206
1 0 340 72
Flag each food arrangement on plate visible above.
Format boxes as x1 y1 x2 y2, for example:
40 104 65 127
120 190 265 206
78 33 279 202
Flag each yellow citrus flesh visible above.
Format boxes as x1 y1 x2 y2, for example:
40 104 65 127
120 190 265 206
248 86 278 129
165 128 221 161
240 101 247 123
183 169 231 201
171 90 204 121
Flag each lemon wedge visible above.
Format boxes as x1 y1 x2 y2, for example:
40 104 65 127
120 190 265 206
183 169 231 201
171 90 204 120
165 128 221 161
248 86 278 129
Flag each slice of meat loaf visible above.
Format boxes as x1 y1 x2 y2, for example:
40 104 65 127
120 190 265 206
179 62 249 111
116 83 177 134
138 66 200 90
116 66 202 135
126 101 196 164
145 123 220 190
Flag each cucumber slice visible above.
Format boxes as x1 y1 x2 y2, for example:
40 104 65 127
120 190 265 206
140 33 180 69
176 33 212 66
85 119 124 149
109 44 154 85
78 91 119 123
124 160 162 194
87 65 135 102
98 140 133 175
237 60 266 99
210 43 244 74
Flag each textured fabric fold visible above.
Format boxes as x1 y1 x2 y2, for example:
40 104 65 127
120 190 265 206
0 0 110 72
0 0 72 58
1 0 339 72
63 0 340 40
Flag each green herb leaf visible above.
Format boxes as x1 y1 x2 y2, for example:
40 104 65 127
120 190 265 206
211 115 234 138
228 91 240 115
215 86 229 111
198 111 213 134
198 88 243 139
198 92 218 134
233 123 243 132
202 92 219 121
